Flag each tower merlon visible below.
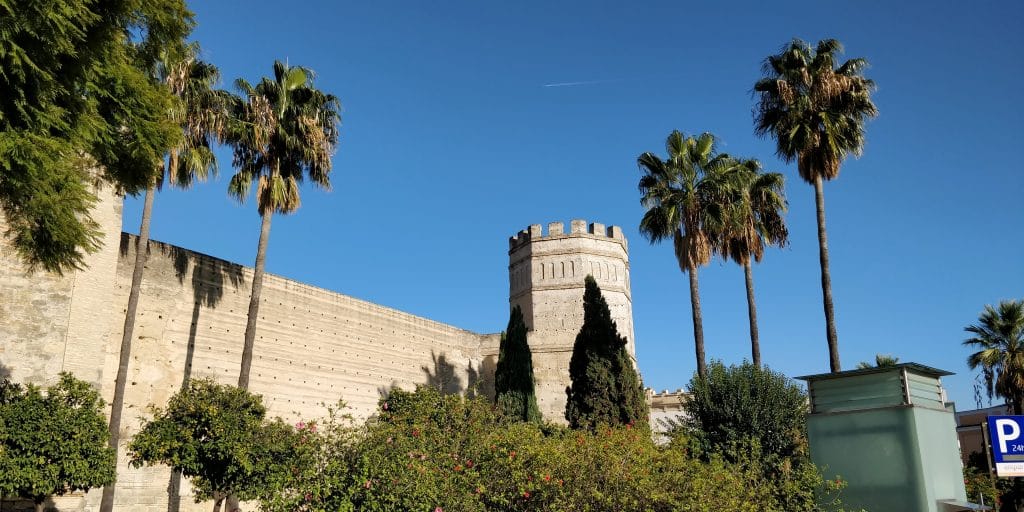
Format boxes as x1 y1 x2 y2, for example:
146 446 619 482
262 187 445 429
508 219 628 252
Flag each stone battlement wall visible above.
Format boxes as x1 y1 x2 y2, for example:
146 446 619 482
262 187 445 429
112 233 500 422
508 219 627 251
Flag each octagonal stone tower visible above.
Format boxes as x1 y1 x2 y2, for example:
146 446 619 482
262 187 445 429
508 219 635 421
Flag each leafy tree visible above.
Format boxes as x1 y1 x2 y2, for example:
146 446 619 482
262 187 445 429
0 0 194 273
720 159 788 366
964 299 1024 414
0 373 116 512
681 362 819 510
754 38 878 372
103 43 227 512
495 305 542 422
128 379 294 512
224 60 342 389
683 361 808 462
637 130 740 378
565 276 648 430
855 354 899 369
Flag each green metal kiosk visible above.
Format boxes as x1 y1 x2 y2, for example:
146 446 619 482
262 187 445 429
798 363 983 512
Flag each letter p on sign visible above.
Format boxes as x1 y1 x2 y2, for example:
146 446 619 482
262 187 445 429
996 418 1021 453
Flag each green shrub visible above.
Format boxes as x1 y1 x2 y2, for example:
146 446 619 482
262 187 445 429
0 374 116 508
682 361 808 461
259 386 854 512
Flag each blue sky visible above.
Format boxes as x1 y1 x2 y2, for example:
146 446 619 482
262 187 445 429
125 1 1024 409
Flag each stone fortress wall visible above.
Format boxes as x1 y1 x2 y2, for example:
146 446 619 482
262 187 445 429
0 188 684 512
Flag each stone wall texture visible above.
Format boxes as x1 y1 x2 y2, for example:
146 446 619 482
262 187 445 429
0 188 679 512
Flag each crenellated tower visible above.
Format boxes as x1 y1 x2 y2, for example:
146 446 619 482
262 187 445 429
508 219 635 421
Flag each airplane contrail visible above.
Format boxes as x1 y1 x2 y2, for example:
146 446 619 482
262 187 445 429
542 79 616 88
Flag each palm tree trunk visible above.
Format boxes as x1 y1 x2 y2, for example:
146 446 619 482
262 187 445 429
34 500 43 512
814 176 841 372
743 260 761 367
212 495 224 512
238 211 272 389
100 182 156 512
688 269 707 379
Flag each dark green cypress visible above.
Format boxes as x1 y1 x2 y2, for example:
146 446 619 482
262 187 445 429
565 276 648 430
494 305 542 422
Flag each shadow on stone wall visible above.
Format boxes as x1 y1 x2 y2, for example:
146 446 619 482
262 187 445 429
467 355 497 401
422 352 463 395
0 358 10 381
0 496 57 512
166 249 243 512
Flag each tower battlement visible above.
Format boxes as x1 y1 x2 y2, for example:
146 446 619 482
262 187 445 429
508 219 627 252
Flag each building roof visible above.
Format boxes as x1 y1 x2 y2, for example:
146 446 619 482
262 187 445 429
795 362 953 382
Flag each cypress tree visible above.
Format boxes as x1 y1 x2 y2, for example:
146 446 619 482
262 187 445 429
494 305 542 422
566 276 648 430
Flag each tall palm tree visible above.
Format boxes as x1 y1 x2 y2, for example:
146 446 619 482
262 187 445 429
964 300 1024 414
720 159 788 367
753 38 878 372
637 131 738 379
101 44 225 512
226 60 341 390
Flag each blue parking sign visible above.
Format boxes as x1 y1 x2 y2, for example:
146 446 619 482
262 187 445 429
988 416 1024 476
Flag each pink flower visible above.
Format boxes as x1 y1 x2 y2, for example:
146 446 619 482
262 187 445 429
309 424 317 433
382 402 389 411
364 479 372 489
304 493 311 501
434 508 443 512
296 421 306 430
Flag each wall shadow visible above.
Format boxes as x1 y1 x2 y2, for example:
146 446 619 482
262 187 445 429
0 496 58 512
421 352 463 396
467 355 497 401
167 253 243 512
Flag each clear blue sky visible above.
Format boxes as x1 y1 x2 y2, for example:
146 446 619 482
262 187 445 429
125 1 1024 409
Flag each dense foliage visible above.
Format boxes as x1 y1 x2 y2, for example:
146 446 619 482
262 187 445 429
254 386 854 512
495 305 542 422
0 373 116 508
0 0 194 273
676 361 825 510
565 276 648 430
682 361 808 461
127 379 296 509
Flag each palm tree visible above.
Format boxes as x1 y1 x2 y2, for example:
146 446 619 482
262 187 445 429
753 38 878 373
637 131 738 379
964 300 1024 414
720 159 788 367
226 60 341 389
100 44 224 512
855 354 899 369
